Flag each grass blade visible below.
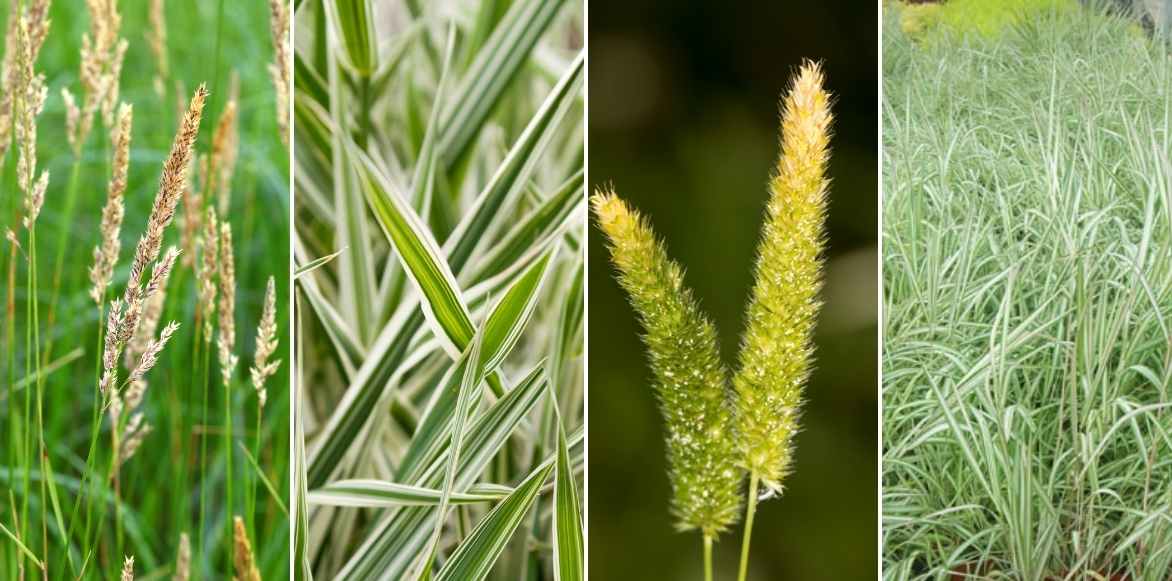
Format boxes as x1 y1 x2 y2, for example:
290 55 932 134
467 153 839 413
552 403 583 581
309 481 511 507
433 462 555 581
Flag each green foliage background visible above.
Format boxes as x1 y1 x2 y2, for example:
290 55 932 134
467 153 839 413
0 0 289 578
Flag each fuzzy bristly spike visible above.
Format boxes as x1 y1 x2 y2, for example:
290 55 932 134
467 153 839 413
732 61 831 492
593 190 742 537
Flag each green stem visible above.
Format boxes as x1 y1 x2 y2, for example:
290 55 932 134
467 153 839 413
737 473 759 581
30 227 47 574
247 400 260 536
223 374 233 574
40 157 82 361
197 337 210 575
703 534 714 581
73 303 104 568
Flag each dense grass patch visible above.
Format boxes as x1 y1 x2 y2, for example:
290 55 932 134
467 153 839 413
883 4 1172 579
292 0 584 579
0 1 289 578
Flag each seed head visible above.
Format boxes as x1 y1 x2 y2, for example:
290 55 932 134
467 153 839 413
146 0 168 96
233 516 261 581
268 0 290 145
126 321 180 409
197 207 220 341
120 555 135 581
217 221 237 386
250 276 280 408
125 242 172 371
116 412 151 469
732 61 831 492
593 190 742 537
180 154 202 268
0 0 49 162
211 100 238 214
125 85 207 297
13 7 49 230
72 0 126 153
173 532 190 581
90 103 133 304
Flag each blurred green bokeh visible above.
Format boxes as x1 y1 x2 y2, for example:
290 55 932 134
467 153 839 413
588 2 877 579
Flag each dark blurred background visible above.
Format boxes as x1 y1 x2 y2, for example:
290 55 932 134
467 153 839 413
587 2 878 579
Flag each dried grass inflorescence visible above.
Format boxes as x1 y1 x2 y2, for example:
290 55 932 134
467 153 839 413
732 62 831 492
13 2 51 230
146 0 168 96
267 0 289 145
0 0 49 163
179 154 202 268
120 555 135 581
250 276 280 408
90 103 133 303
99 86 208 468
173 532 190 581
126 85 208 296
197 206 220 340
232 516 261 581
211 100 238 214
593 190 742 537
116 409 152 469
64 0 128 154
217 221 238 386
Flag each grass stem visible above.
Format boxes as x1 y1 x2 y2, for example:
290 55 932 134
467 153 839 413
703 534 714 581
736 473 759 581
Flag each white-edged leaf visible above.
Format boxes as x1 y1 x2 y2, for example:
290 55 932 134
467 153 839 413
308 481 511 508
552 402 583 581
433 462 555 581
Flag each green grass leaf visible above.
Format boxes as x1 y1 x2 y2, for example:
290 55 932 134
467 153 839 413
434 462 555 581
553 406 583 581
438 0 570 171
328 0 377 76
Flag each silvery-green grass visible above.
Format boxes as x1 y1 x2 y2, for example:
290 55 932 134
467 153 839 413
0 0 290 579
292 0 584 579
883 4 1172 579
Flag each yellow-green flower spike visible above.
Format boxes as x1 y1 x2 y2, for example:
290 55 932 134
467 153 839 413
733 61 831 493
593 190 742 537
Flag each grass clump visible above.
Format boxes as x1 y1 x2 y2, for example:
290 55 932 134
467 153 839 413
594 61 832 581
0 0 290 578
883 4 1172 579
293 0 585 579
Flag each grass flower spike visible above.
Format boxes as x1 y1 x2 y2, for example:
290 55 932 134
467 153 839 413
233 516 261 581
592 191 742 540
250 276 280 408
732 60 831 581
120 555 134 581
89 102 132 303
734 61 831 492
594 61 831 581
